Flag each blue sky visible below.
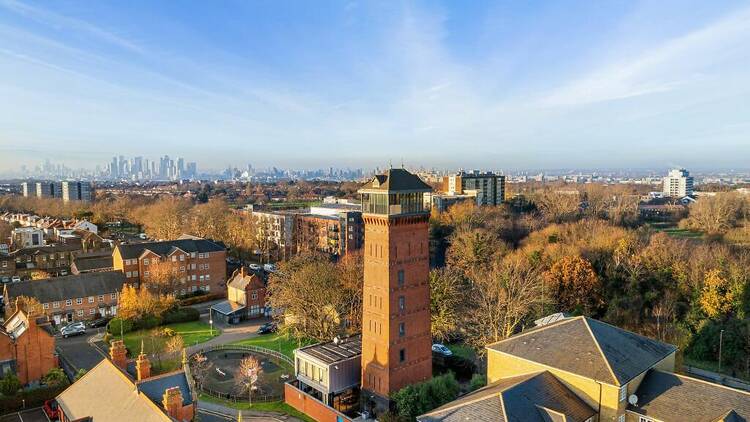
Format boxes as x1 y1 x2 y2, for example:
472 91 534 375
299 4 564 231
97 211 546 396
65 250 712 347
1 0 749 171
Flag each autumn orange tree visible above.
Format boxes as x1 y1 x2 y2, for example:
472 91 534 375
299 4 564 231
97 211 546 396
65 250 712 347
145 260 181 295
543 255 603 315
118 285 177 322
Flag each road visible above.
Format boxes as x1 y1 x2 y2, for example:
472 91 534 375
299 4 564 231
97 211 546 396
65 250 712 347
56 328 108 374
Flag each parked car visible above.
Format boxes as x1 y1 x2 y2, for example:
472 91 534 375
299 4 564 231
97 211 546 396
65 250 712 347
263 263 277 272
59 270 68 276
432 343 453 357
257 322 277 335
43 399 59 420
88 317 112 328
1 276 10 284
61 324 86 338
248 264 262 271
11 276 21 283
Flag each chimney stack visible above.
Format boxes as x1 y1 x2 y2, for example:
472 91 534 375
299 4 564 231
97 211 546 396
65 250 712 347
110 340 128 369
163 387 185 420
135 340 151 380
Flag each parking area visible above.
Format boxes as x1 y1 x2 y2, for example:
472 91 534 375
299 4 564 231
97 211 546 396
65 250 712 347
0 408 50 422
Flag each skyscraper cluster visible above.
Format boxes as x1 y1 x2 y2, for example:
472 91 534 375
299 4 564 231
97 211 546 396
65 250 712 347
107 155 197 180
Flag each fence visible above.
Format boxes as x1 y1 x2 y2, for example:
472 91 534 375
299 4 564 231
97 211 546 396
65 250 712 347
189 344 294 403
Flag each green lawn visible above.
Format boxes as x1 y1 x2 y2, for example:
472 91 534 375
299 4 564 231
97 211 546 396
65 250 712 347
118 321 221 358
648 223 704 239
230 332 314 360
198 394 315 422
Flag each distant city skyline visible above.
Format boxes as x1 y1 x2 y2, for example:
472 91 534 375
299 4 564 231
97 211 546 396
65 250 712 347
1 1 749 170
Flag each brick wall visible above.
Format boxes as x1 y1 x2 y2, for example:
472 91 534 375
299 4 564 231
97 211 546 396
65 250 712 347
285 382 353 422
0 315 57 384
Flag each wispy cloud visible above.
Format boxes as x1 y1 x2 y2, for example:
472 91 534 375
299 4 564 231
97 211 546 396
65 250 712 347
539 6 750 106
0 0 145 54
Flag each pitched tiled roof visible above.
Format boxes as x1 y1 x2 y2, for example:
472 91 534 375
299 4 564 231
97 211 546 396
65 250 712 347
137 371 193 407
73 254 114 272
629 370 750 422
4 271 126 304
418 371 595 422
358 168 432 193
56 359 173 422
486 316 676 386
227 270 264 291
115 237 225 260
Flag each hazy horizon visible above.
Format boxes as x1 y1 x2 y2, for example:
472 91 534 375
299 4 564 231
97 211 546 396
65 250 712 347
1 0 749 171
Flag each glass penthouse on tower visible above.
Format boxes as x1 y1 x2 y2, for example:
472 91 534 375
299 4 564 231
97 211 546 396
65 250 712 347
358 168 432 215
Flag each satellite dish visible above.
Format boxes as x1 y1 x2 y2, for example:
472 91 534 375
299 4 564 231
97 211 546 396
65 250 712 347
628 394 638 405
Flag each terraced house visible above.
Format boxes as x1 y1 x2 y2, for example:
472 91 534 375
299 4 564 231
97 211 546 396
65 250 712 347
3 271 126 325
112 235 227 295
418 316 750 422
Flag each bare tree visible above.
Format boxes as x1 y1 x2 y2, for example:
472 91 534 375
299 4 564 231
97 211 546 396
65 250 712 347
234 355 262 404
191 352 214 390
430 268 467 343
464 255 543 352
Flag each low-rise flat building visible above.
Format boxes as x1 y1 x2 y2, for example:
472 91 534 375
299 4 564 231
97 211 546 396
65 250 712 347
0 309 57 385
10 243 82 278
112 235 227 295
251 210 299 260
3 271 126 326
71 251 114 274
293 335 362 413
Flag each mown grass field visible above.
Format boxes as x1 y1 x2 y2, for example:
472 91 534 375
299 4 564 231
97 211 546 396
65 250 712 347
230 332 314 359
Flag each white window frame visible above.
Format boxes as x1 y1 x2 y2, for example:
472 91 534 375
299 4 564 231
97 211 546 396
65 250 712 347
619 385 627 402
76 298 83 305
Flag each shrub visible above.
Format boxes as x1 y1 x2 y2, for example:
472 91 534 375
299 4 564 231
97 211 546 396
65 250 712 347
392 373 460 421
0 385 67 413
433 355 477 380
179 292 224 306
469 373 486 391
107 318 134 335
42 368 68 387
163 307 200 324
137 314 162 330
0 374 21 396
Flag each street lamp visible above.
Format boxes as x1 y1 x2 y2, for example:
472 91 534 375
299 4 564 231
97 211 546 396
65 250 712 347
209 318 214 336
719 329 724 372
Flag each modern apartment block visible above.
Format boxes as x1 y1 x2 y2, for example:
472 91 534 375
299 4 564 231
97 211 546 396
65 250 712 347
35 181 61 198
251 210 299 260
112 236 227 295
441 170 506 206
296 210 364 257
61 181 93 202
662 168 694 197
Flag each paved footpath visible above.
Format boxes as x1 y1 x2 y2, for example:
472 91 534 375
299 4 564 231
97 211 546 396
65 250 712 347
187 315 269 354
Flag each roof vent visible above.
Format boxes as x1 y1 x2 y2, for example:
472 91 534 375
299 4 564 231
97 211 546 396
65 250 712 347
333 336 340 345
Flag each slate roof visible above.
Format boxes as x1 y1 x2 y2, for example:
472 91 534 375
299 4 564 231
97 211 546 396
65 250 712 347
297 335 362 365
486 316 676 386
137 370 193 407
358 168 432 193
628 370 750 422
56 359 173 422
418 371 595 422
4 271 126 304
227 270 264 291
211 300 245 316
73 254 114 272
115 237 225 260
